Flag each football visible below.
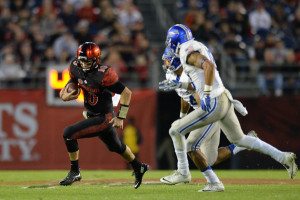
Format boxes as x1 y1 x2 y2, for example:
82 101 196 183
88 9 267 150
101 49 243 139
66 82 79 94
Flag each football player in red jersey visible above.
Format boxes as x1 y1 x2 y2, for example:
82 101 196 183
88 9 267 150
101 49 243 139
59 42 148 188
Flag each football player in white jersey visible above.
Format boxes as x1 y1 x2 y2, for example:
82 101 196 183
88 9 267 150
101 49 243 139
159 47 256 192
160 24 298 191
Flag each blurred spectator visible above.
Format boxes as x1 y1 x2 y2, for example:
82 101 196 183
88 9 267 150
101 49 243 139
117 0 143 31
103 48 128 81
0 53 25 82
0 0 150 89
249 2 272 38
53 31 78 63
257 49 283 97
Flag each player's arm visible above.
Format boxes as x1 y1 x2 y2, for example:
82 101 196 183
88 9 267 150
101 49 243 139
103 67 131 129
60 67 80 101
108 83 131 129
186 52 214 92
180 98 190 118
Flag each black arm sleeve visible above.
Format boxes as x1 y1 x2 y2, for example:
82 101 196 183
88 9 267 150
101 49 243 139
106 81 126 94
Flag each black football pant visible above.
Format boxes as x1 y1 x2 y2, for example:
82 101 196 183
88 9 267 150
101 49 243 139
63 113 126 154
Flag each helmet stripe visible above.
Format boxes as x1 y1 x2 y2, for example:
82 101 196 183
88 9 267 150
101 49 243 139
177 24 192 40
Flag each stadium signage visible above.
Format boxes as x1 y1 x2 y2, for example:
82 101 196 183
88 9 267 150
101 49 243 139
0 103 39 161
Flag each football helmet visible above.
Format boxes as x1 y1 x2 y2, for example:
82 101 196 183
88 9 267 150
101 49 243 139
165 24 194 54
77 42 101 71
162 47 182 72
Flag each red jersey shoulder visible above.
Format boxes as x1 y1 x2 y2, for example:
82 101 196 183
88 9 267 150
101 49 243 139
101 66 119 86
68 59 78 79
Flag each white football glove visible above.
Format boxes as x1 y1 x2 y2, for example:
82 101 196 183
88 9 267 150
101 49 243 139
158 80 188 91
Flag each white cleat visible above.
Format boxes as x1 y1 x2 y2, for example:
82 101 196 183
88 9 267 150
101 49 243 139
160 170 191 185
283 152 298 179
199 182 225 192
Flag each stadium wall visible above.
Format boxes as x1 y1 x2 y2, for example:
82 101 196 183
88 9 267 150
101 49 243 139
0 89 157 169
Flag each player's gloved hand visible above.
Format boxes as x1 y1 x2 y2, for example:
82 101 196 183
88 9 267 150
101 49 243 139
159 80 188 91
200 94 211 112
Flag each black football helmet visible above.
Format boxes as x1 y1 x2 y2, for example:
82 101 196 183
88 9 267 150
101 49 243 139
77 42 101 71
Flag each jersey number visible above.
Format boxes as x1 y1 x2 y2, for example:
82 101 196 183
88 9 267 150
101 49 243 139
88 93 98 106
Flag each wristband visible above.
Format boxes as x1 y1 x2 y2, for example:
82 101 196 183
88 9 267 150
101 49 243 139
204 84 212 94
180 112 187 118
117 104 129 119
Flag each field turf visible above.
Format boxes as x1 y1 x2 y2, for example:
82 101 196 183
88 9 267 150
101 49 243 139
0 170 299 200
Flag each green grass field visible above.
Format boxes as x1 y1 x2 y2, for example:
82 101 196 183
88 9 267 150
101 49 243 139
0 170 299 200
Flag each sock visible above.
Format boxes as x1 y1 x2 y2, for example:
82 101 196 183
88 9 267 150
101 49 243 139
130 159 142 171
71 160 79 172
238 135 285 163
170 133 189 176
175 150 189 176
228 144 246 155
201 166 220 183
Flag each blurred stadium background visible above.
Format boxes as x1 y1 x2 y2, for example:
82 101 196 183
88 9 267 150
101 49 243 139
0 0 299 171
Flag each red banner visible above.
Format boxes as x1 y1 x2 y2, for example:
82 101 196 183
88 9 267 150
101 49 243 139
0 89 156 169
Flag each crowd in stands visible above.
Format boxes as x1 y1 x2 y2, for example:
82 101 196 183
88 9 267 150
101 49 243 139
1 0 299 96
178 0 300 96
0 0 150 88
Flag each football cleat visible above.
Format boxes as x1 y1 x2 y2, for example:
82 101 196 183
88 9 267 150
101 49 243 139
160 170 191 185
132 163 149 189
59 171 82 186
199 182 225 192
283 152 298 179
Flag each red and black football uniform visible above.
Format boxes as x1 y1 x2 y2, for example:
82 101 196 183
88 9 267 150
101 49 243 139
63 60 126 155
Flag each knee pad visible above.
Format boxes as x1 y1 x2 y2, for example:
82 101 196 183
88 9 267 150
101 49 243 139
169 120 180 136
63 126 75 139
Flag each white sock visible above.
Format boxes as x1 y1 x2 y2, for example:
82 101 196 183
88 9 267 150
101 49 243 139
233 146 246 154
228 144 246 155
170 134 189 175
202 166 220 183
237 135 285 163
175 150 189 176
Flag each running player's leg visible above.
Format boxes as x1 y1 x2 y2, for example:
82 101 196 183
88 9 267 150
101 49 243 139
186 123 224 192
167 96 225 179
99 126 149 189
60 115 112 185
219 93 297 179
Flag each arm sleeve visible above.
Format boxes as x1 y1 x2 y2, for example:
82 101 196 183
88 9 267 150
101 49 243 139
106 81 125 94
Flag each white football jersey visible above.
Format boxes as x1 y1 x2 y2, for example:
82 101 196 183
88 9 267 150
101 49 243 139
165 70 199 109
179 40 225 98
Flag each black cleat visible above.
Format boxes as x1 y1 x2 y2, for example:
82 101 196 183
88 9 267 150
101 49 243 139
59 171 82 186
132 163 149 189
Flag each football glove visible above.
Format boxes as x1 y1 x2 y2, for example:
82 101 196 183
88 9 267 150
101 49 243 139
158 80 188 91
200 94 211 112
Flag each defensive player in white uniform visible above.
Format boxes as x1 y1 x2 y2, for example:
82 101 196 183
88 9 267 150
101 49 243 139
159 24 298 192
159 47 256 192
